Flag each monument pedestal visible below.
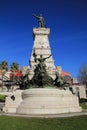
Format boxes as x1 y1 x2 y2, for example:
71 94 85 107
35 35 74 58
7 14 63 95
16 88 82 115
22 27 63 79
3 90 23 113
28 28 58 79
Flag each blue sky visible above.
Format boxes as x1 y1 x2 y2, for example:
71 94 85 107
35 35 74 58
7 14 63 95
0 0 87 77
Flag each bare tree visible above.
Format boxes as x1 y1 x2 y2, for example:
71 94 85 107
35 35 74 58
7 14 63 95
78 64 87 88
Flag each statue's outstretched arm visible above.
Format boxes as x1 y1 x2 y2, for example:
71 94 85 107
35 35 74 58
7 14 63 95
47 54 52 59
44 54 52 60
32 14 39 19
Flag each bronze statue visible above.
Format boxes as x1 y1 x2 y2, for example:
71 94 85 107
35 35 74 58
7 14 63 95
37 54 51 63
54 72 63 87
32 49 53 87
32 14 46 28
33 48 51 64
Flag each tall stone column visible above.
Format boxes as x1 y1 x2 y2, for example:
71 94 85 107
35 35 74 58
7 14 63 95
29 27 56 79
30 28 55 68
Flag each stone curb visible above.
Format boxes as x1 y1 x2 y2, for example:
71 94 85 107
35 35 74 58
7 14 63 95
0 112 87 118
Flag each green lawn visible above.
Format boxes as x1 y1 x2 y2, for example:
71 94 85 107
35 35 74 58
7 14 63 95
0 115 87 130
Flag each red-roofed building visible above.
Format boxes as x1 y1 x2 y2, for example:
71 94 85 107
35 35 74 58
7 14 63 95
60 71 72 85
10 70 23 79
60 71 71 77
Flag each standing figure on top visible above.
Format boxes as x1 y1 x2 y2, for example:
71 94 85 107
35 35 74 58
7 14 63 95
33 14 46 28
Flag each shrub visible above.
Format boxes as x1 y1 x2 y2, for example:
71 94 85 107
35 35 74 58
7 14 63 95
79 98 87 103
0 95 6 102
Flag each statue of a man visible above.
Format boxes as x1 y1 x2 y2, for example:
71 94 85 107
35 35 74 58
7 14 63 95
37 54 51 64
33 48 51 64
33 14 46 28
35 54 51 74
54 72 63 87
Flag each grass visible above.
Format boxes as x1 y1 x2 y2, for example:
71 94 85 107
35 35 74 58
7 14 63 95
0 115 87 130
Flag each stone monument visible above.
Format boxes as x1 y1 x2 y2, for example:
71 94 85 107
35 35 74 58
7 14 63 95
4 14 82 115
16 14 81 115
22 14 61 79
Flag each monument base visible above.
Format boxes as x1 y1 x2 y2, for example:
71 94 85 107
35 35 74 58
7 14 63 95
3 90 23 113
16 88 82 115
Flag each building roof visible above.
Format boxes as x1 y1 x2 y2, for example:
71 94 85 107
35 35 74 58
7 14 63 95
60 71 71 77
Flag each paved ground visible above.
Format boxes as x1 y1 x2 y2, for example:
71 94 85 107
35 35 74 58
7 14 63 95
0 111 87 118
